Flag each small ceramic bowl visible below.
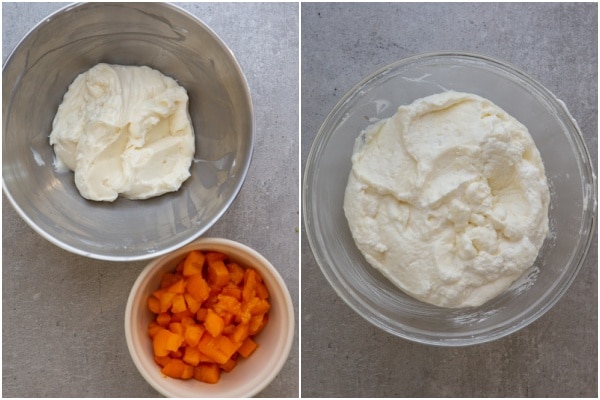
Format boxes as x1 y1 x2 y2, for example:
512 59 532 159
125 238 294 397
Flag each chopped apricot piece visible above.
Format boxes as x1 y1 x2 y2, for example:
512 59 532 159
169 322 184 336
222 323 236 336
180 316 196 327
221 283 242 301
170 349 183 359
231 322 250 343
197 333 227 364
184 293 201 313
214 294 241 317
186 274 210 303
240 297 261 324
205 252 227 263
147 321 162 338
156 312 171 327
183 324 204 347
170 294 187 313
166 278 186 294
215 335 242 361
237 337 258 358
194 363 221 384
198 352 216 363
153 328 184 357
227 262 245 285
207 259 229 288
183 346 202 366
219 357 238 372
242 268 258 302
183 250 205 277
147 249 271 382
158 291 176 313
162 358 186 378
223 312 236 327
249 313 268 335
196 307 208 322
204 309 224 337
170 309 194 322
256 282 270 299
181 364 194 380
251 298 270 315
154 355 171 368
147 297 161 314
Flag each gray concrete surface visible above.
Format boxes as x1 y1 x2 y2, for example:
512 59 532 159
4 2 598 398
3 2 298 397
301 2 597 398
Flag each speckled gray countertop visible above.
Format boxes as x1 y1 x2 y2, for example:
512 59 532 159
301 2 597 398
3 2 298 397
4 1 598 399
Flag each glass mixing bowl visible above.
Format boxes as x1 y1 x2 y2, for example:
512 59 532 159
3 3 253 261
303 52 597 346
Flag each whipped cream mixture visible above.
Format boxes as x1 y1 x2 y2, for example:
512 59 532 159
50 63 195 201
344 91 549 308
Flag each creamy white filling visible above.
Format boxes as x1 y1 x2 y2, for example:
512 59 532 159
343 91 550 308
49 63 195 202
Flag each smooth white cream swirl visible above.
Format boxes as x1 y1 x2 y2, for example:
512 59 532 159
50 63 195 202
344 91 549 308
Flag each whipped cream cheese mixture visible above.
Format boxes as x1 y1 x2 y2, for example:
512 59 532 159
50 63 195 201
344 91 550 308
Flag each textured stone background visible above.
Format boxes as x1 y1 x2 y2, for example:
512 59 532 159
4 1 598 398
301 2 597 397
3 2 299 397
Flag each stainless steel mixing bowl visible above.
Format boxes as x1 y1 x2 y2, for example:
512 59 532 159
3 3 253 261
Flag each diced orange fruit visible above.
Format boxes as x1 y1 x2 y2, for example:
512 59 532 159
156 312 171 327
171 294 187 313
152 328 184 357
237 337 258 358
166 278 186 294
146 250 270 383
227 263 245 285
184 293 201 313
194 363 221 384
147 297 161 314
186 274 210 303
183 346 202 366
162 358 187 379
184 324 204 347
207 259 229 288
219 357 238 372
204 309 225 337
182 250 205 277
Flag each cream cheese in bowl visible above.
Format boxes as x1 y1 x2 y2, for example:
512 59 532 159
49 63 195 202
343 91 550 308
303 52 596 345
2 2 253 260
